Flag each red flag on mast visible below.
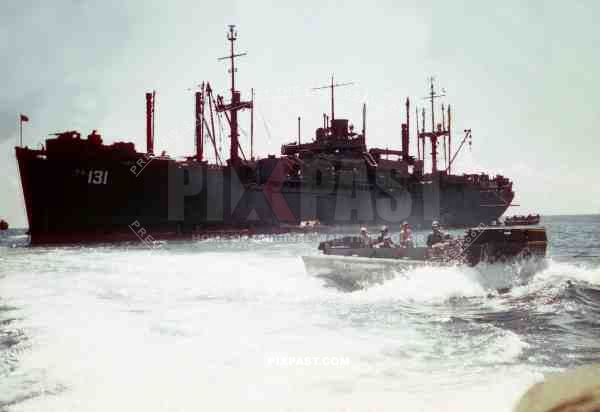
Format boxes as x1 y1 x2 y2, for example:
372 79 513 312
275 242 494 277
20 114 29 122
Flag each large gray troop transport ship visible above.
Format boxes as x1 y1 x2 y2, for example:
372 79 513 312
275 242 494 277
15 26 514 244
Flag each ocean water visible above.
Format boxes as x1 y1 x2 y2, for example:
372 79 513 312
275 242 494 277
1 215 599 412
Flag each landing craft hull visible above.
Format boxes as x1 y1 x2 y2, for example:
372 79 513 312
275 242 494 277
302 254 430 291
16 147 513 244
302 254 435 283
302 254 548 292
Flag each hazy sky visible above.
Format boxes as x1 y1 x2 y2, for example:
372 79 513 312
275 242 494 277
1 0 599 226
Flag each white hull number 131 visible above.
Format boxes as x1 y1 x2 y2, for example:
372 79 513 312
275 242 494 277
88 170 109 185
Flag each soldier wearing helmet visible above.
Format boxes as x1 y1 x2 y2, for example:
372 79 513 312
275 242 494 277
375 225 395 248
426 220 448 247
359 226 371 246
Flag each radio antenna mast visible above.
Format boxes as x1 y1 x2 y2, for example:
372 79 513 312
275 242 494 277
216 25 253 164
312 75 354 125
417 77 448 173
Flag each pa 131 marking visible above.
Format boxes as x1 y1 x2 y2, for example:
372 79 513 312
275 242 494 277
74 169 109 184
88 170 109 184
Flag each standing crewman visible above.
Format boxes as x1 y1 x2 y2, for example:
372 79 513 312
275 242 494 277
359 226 371 246
400 221 414 248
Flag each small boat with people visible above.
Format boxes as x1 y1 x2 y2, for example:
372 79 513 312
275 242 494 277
302 221 548 287
504 214 541 226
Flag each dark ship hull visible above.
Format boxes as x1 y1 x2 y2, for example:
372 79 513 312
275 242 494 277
16 145 513 244
15 26 514 245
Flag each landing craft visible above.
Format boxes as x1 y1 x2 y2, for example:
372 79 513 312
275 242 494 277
504 214 541 226
303 226 548 290
16 26 515 244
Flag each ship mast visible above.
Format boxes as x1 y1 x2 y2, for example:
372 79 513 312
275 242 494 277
362 102 366 144
217 25 253 165
194 84 204 161
419 77 448 174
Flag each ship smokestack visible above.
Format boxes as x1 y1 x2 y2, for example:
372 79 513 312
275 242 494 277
145 92 154 154
195 88 204 161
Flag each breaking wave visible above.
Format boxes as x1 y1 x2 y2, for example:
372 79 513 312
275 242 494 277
2 218 600 412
